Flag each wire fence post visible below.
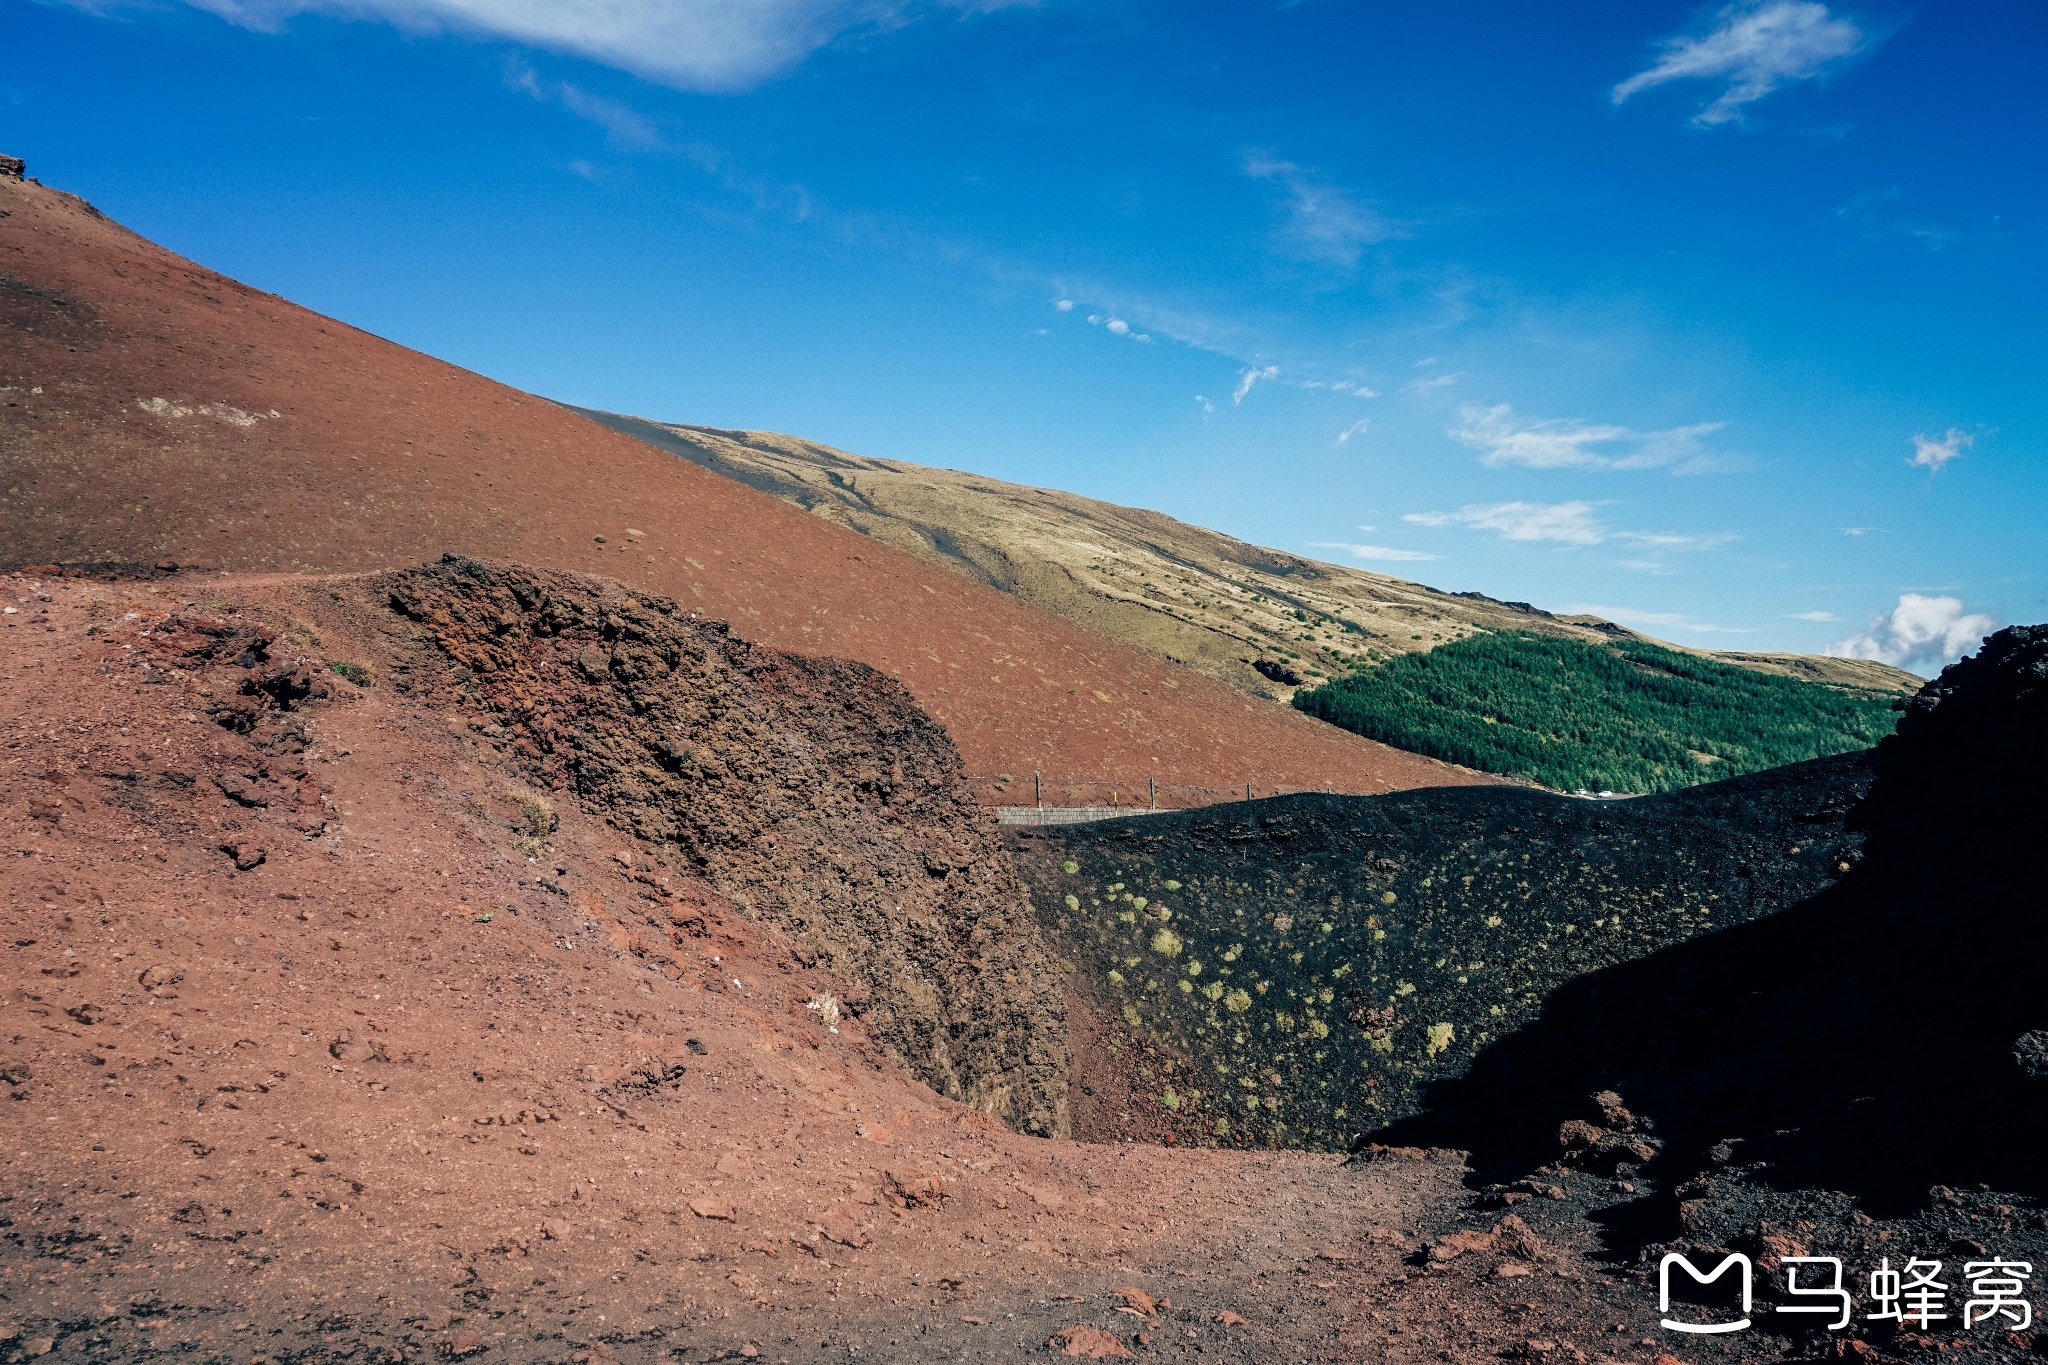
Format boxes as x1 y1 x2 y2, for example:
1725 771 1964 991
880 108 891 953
1245 781 1252 802
1149 776 1156 809
1034 771 1042 809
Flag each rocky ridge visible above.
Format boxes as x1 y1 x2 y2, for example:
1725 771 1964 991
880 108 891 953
378 555 1071 1135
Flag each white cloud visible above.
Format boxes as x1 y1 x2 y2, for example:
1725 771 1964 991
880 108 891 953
1612 0 1866 127
1786 610 1839 622
1909 428 1973 472
1828 593 1997 673
1613 529 1738 551
1840 526 1886 537
171 0 1022 93
1193 395 1215 416
1302 378 1379 398
1081 312 1152 344
1054 299 1075 312
1405 500 1609 547
1403 373 1461 394
1404 500 1735 554
1243 155 1404 268
1233 365 1279 405
1309 542 1442 564
1334 419 1371 446
1450 403 1731 474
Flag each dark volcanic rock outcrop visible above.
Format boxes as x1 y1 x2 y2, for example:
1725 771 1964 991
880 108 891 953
383 555 1069 1135
1006 753 1868 1150
1372 624 2048 1235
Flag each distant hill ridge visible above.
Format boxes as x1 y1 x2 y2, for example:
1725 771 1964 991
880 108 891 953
575 411 1920 703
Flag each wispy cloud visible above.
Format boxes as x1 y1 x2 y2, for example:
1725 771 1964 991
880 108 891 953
1614 529 1738 551
1612 0 1867 127
1301 378 1378 398
1334 419 1371 446
171 0 1025 93
1837 188 1959 251
1193 395 1215 416
1909 428 1973 472
1828 593 1996 673
1054 299 1075 312
1405 500 1610 547
1243 154 1405 268
1786 610 1839 621
1084 314 1154 343
1404 500 1736 554
1233 365 1280 405
1403 373 1462 395
1567 604 1759 635
1310 541 1442 563
1451 403 1733 474
507 59 658 146
1840 526 1886 537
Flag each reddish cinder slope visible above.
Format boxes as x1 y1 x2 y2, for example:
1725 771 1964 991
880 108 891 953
0 166 1489 799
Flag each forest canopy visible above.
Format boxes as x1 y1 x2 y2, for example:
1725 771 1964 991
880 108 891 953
1292 630 1900 793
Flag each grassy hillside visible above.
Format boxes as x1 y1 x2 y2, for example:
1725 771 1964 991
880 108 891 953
575 410 1923 706
1293 631 1899 793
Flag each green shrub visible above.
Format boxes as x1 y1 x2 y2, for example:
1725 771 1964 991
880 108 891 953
1293 630 1898 793
329 660 373 688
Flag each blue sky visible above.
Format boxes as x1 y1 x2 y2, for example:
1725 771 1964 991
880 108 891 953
12 0 2044 672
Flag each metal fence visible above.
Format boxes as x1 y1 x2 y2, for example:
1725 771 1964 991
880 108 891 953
961 771 1341 813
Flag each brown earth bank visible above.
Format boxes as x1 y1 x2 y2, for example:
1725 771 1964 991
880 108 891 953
0 562 1719 1365
0 162 1491 802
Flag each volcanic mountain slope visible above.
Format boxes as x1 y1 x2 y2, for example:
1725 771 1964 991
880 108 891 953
1005 753 1870 1152
0 161 1483 802
0 559 1715 1365
575 412 1920 702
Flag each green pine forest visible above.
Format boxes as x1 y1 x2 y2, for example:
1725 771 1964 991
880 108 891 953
1292 630 1901 794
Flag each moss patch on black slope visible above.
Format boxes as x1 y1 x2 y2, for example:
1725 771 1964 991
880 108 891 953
1293 631 1898 794
1007 752 1869 1152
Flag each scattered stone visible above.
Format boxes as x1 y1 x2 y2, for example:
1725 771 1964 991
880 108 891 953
1050 1325 1134 1358
815 1207 868 1248
1556 1119 1606 1151
688 1197 735 1221
137 964 183 993
885 1169 946 1208
2014 1031 2048 1081
220 839 266 870
1214 1310 1250 1326
1429 1229 1498 1262
438 1330 483 1358
1108 1286 1156 1316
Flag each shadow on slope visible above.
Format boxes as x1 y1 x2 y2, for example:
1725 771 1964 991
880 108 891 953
1381 624 2048 1222
1006 753 1871 1151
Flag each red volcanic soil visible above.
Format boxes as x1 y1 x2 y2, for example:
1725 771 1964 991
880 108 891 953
0 564 1648 1364
0 167 1490 802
